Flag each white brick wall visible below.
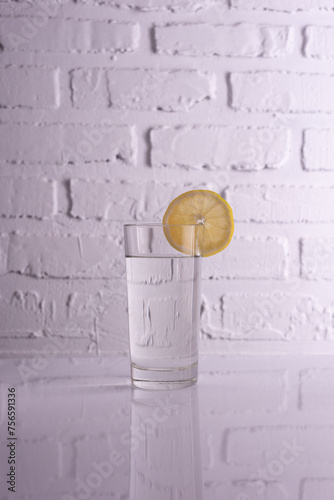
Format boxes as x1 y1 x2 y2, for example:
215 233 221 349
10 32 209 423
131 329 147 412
0 0 334 356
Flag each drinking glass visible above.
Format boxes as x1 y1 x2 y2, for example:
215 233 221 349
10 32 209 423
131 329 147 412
124 223 202 389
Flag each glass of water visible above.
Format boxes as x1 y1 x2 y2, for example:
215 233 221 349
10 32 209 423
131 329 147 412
124 223 202 389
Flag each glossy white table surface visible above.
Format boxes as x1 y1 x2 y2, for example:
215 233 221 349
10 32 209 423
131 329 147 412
1 354 334 500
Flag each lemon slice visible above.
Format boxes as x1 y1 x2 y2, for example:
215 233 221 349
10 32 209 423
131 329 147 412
162 190 234 257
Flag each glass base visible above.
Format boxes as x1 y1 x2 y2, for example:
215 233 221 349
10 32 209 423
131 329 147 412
131 363 198 390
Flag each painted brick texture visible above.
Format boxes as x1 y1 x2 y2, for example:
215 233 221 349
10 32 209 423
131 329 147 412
150 126 290 170
303 129 334 170
301 239 334 280
0 124 136 164
222 293 333 341
71 68 215 111
154 23 293 57
204 238 288 280
0 178 56 218
230 71 334 113
7 234 124 278
226 185 334 222
231 0 334 12
0 66 60 108
0 0 333 356
77 0 225 11
304 26 334 59
0 18 139 53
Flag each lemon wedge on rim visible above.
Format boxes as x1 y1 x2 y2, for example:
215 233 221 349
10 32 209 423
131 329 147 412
162 189 234 257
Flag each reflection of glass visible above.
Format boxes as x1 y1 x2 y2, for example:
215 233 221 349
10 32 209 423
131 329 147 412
124 223 202 389
129 386 202 500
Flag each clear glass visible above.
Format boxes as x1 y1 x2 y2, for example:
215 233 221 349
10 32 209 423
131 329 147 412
124 223 202 389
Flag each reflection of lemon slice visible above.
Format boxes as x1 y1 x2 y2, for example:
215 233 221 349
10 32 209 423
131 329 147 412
163 190 234 257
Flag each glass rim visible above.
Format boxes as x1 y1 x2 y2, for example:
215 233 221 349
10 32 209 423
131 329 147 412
124 222 203 228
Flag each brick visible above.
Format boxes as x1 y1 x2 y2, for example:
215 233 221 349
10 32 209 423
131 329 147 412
0 178 55 218
303 129 334 171
230 71 334 113
90 291 128 352
0 235 9 275
223 293 333 341
67 290 113 334
7 235 124 278
77 0 224 11
71 68 215 111
0 123 135 165
300 369 334 411
70 180 140 220
203 237 288 280
231 0 334 12
0 123 62 163
226 185 334 222
70 68 110 110
69 289 127 343
200 371 286 414
304 26 334 59
154 23 293 57
0 275 124 340
90 21 139 54
232 481 288 500
62 124 136 164
0 18 139 53
226 426 334 465
301 238 334 280
0 337 95 357
200 281 225 336
301 479 334 500
0 1 70 15
0 283 50 335
0 66 59 108
150 126 289 170
66 283 127 342
204 481 288 500
70 180 186 220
